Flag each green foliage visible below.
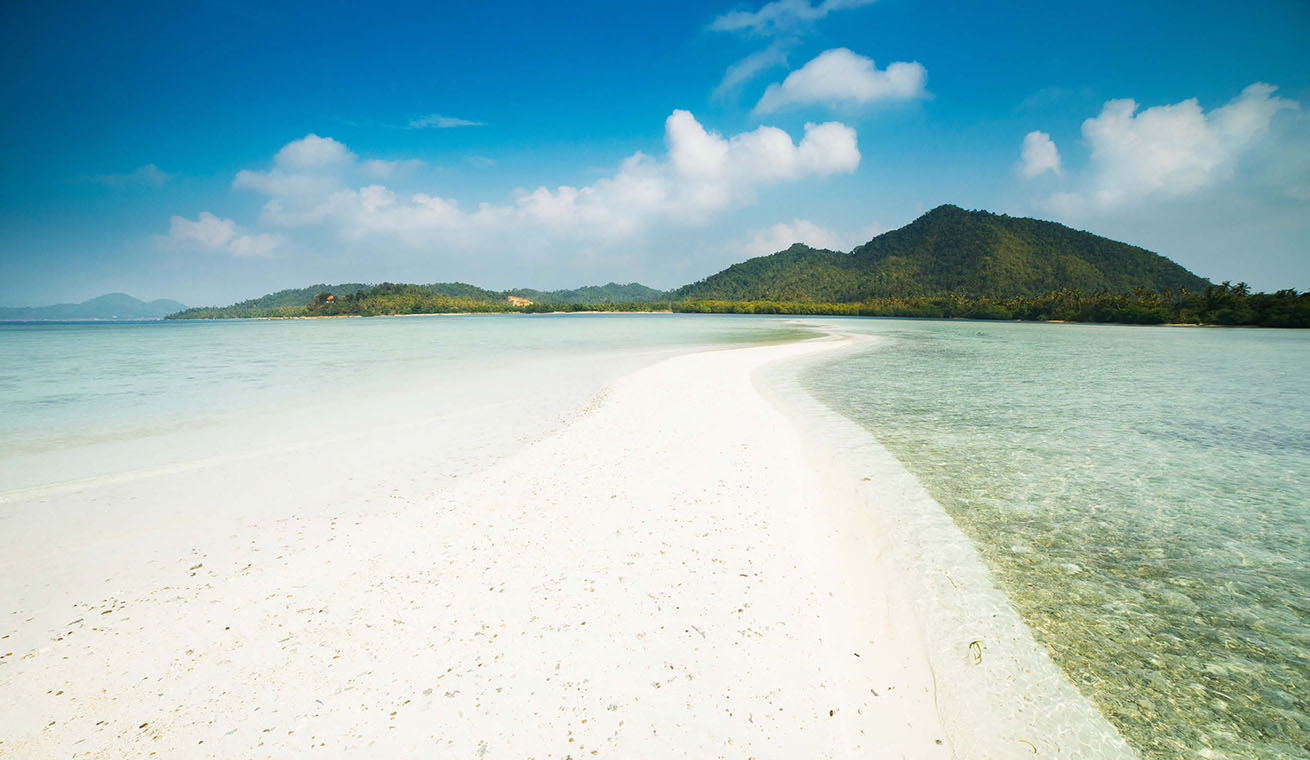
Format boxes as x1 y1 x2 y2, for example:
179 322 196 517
168 283 371 319
163 206 1306 328
677 205 1212 301
673 284 1310 328
168 281 673 319
507 282 671 305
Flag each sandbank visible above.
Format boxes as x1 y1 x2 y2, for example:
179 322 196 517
1 333 953 757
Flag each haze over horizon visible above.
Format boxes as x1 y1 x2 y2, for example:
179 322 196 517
2 0 1307 307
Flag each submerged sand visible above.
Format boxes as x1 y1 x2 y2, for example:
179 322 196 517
1 334 957 757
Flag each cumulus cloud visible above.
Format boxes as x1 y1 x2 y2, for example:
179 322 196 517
710 0 876 36
754 48 926 114
233 134 355 199
708 0 878 97
89 163 171 187
1042 83 1297 213
271 134 353 170
169 211 235 248
408 114 484 129
1019 130 1060 178
168 211 278 257
230 111 859 245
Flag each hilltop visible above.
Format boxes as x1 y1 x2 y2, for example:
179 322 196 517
159 206 1307 327
677 205 1211 301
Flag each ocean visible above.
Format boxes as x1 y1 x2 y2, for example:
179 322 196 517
2 314 1305 758
0 314 804 494
799 318 1309 760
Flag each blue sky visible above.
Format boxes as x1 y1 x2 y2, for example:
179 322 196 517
1 0 1307 306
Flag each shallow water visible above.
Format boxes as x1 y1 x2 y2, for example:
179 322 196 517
0 314 807 493
5 314 1306 757
800 319 1310 760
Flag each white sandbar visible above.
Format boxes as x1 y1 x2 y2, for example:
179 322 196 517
1 335 951 757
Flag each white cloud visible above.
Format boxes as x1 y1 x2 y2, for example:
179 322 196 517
231 110 859 245
226 233 280 258
741 218 884 256
851 221 885 245
754 48 926 114
272 134 353 170
1019 130 1060 178
714 42 790 99
710 0 876 35
168 211 279 258
233 134 356 199
90 163 171 187
159 112 860 286
169 211 235 248
1042 83 1297 213
408 114 484 129
361 158 425 179
743 219 845 255
708 1 879 99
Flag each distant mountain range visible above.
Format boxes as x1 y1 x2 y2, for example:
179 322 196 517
676 205 1211 301
0 292 187 320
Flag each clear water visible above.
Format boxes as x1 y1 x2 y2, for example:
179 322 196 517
0 314 808 493
800 319 1310 760
5 314 1306 758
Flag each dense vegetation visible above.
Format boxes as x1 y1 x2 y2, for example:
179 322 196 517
508 282 669 305
677 205 1211 301
675 283 1310 327
166 206 1306 327
168 282 671 319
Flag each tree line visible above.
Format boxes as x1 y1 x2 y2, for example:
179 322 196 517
673 284 1310 328
168 282 1308 327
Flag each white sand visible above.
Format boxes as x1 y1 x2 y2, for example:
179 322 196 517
1 335 952 758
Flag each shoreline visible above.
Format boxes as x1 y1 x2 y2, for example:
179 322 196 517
1 332 953 757
0 328 1138 757
154 309 1295 328
758 334 1137 758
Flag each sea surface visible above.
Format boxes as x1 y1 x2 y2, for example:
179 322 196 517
800 318 1309 760
0 315 805 493
3 315 1306 759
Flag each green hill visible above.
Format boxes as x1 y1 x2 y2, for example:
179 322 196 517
0 292 187 320
678 205 1211 301
166 281 671 319
159 206 1310 326
509 282 670 305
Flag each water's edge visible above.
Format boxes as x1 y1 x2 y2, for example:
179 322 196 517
757 329 1138 759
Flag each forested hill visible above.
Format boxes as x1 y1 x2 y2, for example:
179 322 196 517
677 205 1212 301
168 281 671 319
507 282 669 305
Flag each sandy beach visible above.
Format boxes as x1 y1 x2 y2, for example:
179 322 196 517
1 334 955 758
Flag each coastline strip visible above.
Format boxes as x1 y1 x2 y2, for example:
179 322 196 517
759 329 1138 759
1 334 950 757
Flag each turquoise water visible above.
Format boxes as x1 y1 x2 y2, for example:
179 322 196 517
0 314 807 492
800 319 1310 760
5 314 1306 757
